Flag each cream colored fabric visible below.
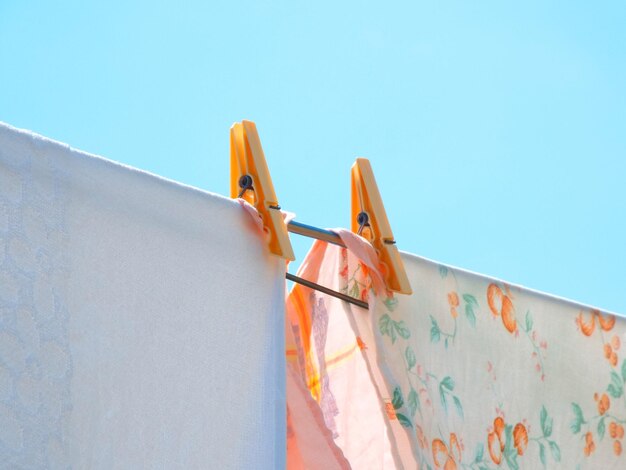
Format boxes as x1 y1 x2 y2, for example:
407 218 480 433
372 252 625 469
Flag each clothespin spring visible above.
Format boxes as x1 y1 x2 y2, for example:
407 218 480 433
237 175 254 198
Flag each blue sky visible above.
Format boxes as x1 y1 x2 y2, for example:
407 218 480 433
1 1 625 313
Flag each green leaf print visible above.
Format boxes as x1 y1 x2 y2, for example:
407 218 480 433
504 445 519 470
609 371 624 398
503 424 514 455
463 294 478 327
430 316 441 343
438 377 459 416
540 405 553 438
622 359 626 381
474 443 484 463
524 311 533 333
405 346 416 370
439 265 448 278
463 294 478 307
570 403 586 433
608 383 622 398
539 442 546 466
379 314 396 343
396 413 413 428
408 388 420 417
349 280 360 299
383 296 398 312
612 370 623 385
395 320 410 340
379 314 411 343
440 376 455 391
549 441 561 462
598 416 606 440
392 387 404 410
464 305 476 327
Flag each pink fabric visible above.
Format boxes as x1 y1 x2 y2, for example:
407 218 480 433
285 229 407 468
286 345 351 469
236 204 349 468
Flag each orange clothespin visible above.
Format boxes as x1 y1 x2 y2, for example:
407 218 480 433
351 158 412 294
230 120 295 260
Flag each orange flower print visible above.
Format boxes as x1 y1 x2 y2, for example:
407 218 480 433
487 407 560 466
602 335 621 367
486 416 537 464
604 344 619 366
493 417 505 442
513 423 528 455
584 432 596 456
572 399 624 459
447 291 460 318
487 284 501 317
577 310 596 336
501 296 516 334
449 434 462 462
609 421 625 456
432 434 461 470
385 401 397 420
487 283 516 333
595 393 610 415
339 263 349 278
577 309 616 337
612 335 622 350
596 310 616 331
576 309 619 370
609 421 625 439
432 439 450 469
487 431 502 464
357 262 369 281
487 417 505 464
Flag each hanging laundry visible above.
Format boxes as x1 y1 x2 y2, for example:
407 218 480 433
371 252 626 469
289 235 625 469
286 230 415 469
0 122 286 469
286 315 352 470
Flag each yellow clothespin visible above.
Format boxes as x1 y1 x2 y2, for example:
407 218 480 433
230 120 295 260
351 158 412 294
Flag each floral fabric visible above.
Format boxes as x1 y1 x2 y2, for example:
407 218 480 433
288 235 625 469
374 252 626 469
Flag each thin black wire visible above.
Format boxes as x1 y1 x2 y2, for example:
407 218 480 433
286 273 368 310
237 175 369 309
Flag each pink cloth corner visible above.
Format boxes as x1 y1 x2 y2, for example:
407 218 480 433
285 229 405 469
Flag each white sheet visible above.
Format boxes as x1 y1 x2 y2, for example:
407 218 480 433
0 122 286 469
